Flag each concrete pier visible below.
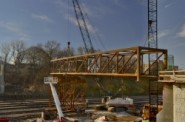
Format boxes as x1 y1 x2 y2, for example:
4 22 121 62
157 70 185 122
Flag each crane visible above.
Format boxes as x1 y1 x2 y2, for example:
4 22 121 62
73 1 160 119
72 0 94 53
72 0 111 97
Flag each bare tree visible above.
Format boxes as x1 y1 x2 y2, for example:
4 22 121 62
0 42 12 82
44 40 60 59
0 42 11 65
57 47 74 58
23 46 50 92
10 40 26 66
77 46 86 55
25 46 50 69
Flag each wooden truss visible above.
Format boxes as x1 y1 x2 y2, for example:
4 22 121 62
51 46 167 81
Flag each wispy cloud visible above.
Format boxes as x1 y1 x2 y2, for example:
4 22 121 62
80 3 94 17
65 15 96 33
55 0 73 15
164 2 176 8
177 23 185 39
112 0 127 9
32 14 53 23
158 25 185 49
158 30 170 39
0 21 30 40
55 0 69 9
173 41 185 49
56 0 113 19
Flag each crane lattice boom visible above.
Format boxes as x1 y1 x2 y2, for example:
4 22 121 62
72 0 94 53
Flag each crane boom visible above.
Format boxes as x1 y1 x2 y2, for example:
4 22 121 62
72 0 110 97
72 0 94 53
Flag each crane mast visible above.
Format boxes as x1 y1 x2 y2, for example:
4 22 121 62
148 0 158 52
148 0 159 121
72 0 94 53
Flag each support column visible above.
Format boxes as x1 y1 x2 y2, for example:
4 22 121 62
157 83 173 122
173 84 185 122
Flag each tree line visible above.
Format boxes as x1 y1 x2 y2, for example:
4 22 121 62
0 40 87 94
0 40 151 96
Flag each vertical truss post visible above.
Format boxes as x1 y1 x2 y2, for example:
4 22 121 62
137 47 141 82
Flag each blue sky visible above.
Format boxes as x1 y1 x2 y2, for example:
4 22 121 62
0 0 185 68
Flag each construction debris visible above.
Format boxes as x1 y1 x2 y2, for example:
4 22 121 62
106 97 133 107
87 111 142 122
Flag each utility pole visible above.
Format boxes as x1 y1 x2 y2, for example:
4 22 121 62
67 41 71 56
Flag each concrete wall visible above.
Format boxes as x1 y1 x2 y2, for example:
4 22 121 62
173 84 185 122
157 84 173 122
157 83 185 122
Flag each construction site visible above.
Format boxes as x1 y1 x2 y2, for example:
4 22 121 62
0 0 185 122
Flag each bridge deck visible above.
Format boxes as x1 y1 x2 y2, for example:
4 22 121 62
159 70 185 82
